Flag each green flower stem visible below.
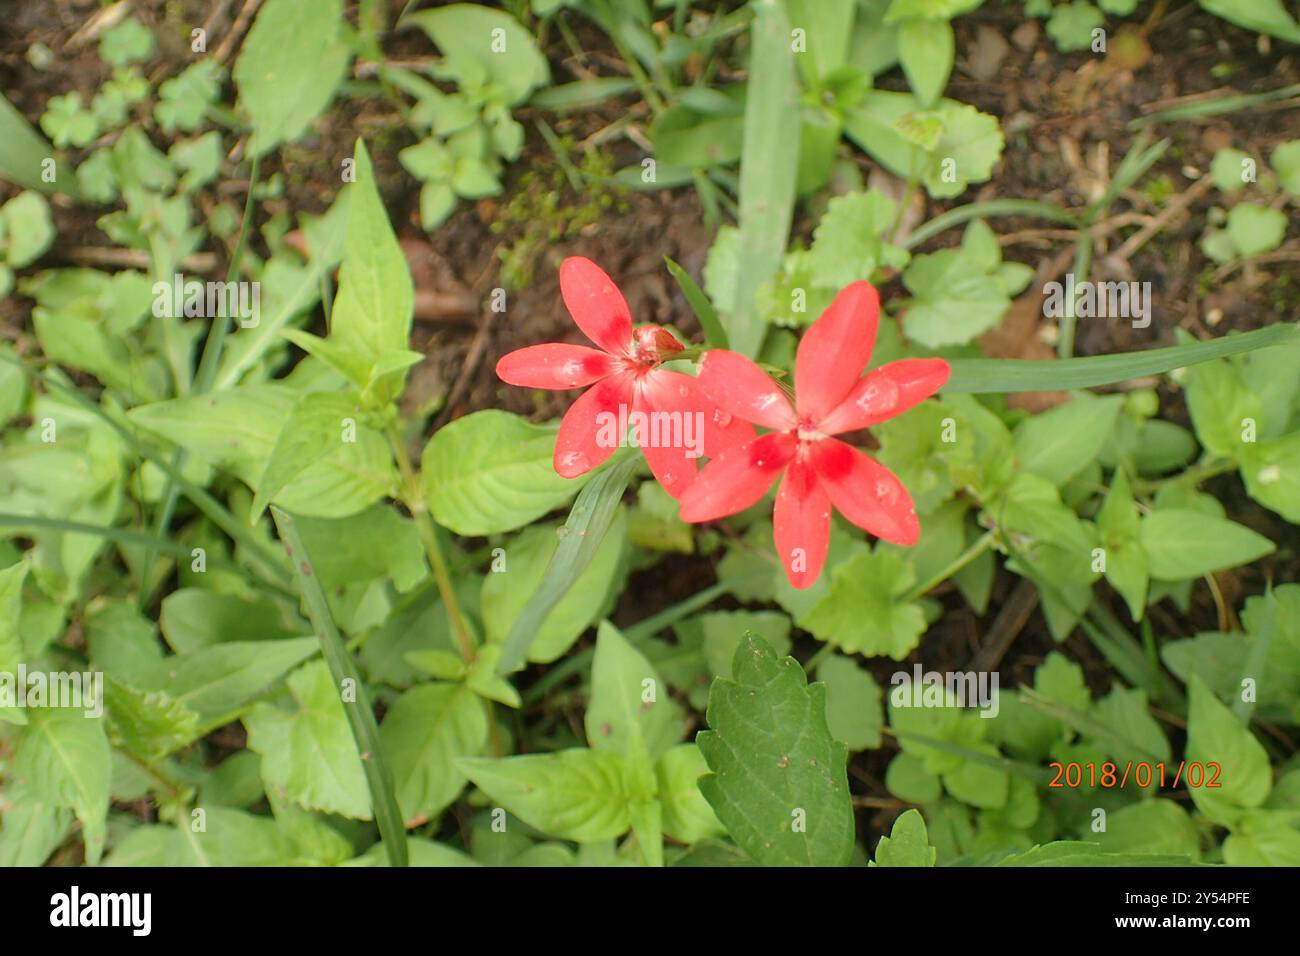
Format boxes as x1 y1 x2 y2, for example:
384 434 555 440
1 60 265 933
901 531 995 604
385 422 476 663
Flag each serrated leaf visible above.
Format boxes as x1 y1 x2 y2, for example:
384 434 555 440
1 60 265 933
802 550 927 660
870 808 936 866
697 635 854 866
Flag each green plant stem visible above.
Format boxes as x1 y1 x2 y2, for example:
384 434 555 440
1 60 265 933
902 531 995 603
385 423 476 663
1056 231 1093 359
1134 458 1237 494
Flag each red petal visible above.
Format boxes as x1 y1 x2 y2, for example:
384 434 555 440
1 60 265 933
678 432 796 523
809 438 919 545
697 349 796 431
773 456 832 589
496 344 621 390
634 370 755 499
553 372 635 478
559 257 634 356
795 282 880 423
818 358 951 435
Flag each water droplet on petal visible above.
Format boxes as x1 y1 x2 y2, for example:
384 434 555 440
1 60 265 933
856 377 900 415
559 451 591 473
712 409 733 427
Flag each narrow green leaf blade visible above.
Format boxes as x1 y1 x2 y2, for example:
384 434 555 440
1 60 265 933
944 325 1300 393
496 455 638 674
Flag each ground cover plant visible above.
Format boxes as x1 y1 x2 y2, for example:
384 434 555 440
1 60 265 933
0 0 1298 870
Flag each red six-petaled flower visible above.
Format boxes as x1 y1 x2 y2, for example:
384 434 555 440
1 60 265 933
678 281 951 589
495 257 753 497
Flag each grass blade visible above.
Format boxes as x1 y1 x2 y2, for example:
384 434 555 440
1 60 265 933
944 324 1298 393
270 506 408 868
727 0 800 357
496 454 638 675
903 199 1080 250
665 256 729 348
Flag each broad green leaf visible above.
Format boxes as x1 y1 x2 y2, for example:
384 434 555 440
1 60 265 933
407 5 549 104
380 683 487 828
901 246 1009 348
586 622 685 762
697 635 855 866
1240 432 1300 523
129 385 396 518
1223 811 1300 866
1014 394 1122 486
1226 203 1287 257
0 561 25 673
816 654 884 750
482 513 626 663
802 550 927 660
1139 509 1274 580
1197 0 1300 46
0 92 78 196
234 0 351 156
897 18 953 106
1272 139 1300 195
252 392 372 518
14 708 111 863
459 749 631 843
0 803 71 866
1211 148 1253 193
844 92 1003 199
1046 1 1104 52
160 588 300 653
806 189 906 289
885 752 943 802
244 660 372 820
870 808 936 866
656 744 724 844
1182 357 1261 459
1089 799 1199 859
1186 677 1271 824
135 637 318 728
422 410 593 535
290 140 414 407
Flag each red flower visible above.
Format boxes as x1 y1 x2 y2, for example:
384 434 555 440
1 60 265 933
495 257 753 497
679 282 950 589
